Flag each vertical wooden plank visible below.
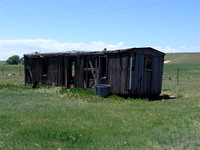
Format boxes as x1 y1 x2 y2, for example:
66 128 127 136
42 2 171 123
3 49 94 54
107 56 112 92
116 55 121 93
64 56 68 88
75 56 79 88
75 55 84 88
80 55 85 88
159 57 164 93
84 56 89 88
58 55 62 86
131 53 136 94
151 56 160 94
155 57 160 94
140 55 144 94
132 54 139 94
95 56 99 85
88 56 97 85
47 57 51 85
129 53 133 90
38 58 42 83
24 56 27 84
56 56 59 85
120 53 129 94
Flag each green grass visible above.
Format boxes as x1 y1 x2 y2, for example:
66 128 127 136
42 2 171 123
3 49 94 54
0 53 200 149
0 63 24 84
163 53 200 99
0 61 5 65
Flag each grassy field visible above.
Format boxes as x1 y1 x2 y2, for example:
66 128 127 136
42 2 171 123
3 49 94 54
163 53 200 99
0 53 200 149
0 62 24 84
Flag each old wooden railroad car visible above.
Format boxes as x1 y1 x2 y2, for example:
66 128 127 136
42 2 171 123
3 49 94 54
24 47 165 96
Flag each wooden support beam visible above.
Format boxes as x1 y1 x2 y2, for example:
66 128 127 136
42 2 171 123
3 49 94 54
86 57 89 88
129 53 133 90
96 57 99 85
27 67 33 81
88 57 97 85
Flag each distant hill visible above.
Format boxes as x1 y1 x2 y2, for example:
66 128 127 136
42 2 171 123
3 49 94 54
164 53 200 64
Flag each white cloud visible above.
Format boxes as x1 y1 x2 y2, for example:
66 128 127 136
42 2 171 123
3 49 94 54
0 39 199 60
162 46 177 53
180 46 200 52
180 46 187 49
156 46 200 53
154 46 177 53
190 46 200 50
0 39 125 60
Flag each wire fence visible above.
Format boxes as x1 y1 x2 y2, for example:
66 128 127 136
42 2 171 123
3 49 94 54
162 67 200 87
0 65 24 76
0 64 199 88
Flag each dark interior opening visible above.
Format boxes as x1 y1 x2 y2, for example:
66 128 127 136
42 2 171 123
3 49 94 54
100 56 107 78
84 57 97 88
145 57 153 70
69 60 75 87
131 53 136 71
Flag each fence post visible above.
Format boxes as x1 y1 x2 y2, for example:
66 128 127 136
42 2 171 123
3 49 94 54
177 68 179 86
19 65 21 75
2 66 4 76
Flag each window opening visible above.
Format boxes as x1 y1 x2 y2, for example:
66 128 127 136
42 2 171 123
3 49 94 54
145 57 153 70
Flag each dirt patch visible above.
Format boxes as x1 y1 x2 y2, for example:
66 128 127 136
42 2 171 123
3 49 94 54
161 91 176 99
164 60 171 64
37 87 61 93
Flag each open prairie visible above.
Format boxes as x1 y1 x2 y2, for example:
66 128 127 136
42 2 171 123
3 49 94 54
0 53 200 149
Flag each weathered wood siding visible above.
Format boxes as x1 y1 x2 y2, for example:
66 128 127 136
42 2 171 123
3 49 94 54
24 48 165 96
46 56 59 85
130 53 164 95
30 58 42 83
24 56 33 84
75 55 85 88
151 56 164 95
63 56 68 87
108 53 129 94
131 53 143 94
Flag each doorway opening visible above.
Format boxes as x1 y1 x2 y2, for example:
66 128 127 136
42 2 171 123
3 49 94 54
69 60 75 88
99 56 108 84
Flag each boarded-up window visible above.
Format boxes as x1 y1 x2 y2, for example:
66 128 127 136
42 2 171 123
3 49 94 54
145 57 153 70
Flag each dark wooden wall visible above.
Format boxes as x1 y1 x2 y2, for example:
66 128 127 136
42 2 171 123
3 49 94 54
151 56 164 95
107 53 130 94
130 53 164 95
75 55 85 88
24 57 42 84
45 56 61 85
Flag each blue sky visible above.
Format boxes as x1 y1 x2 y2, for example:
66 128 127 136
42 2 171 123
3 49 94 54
0 0 199 60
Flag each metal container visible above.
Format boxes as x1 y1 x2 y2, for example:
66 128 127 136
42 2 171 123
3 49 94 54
95 84 111 98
